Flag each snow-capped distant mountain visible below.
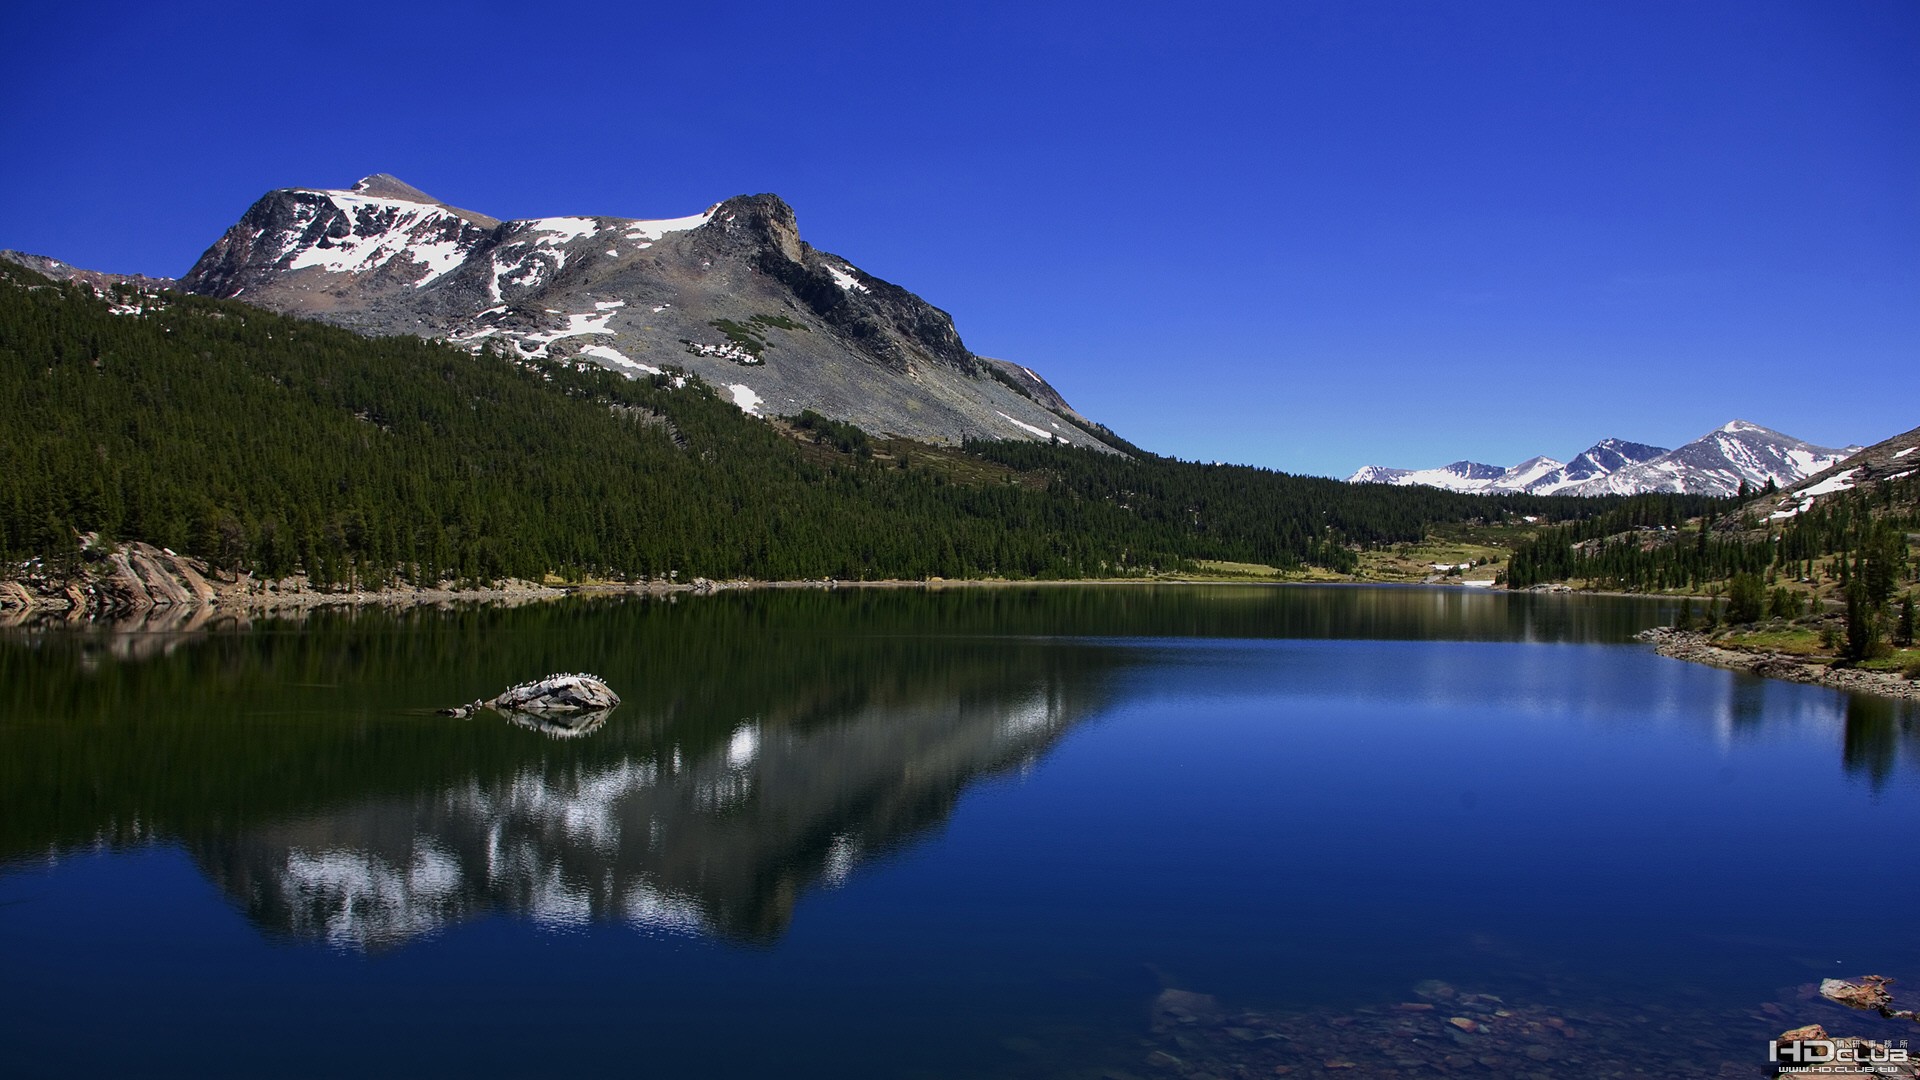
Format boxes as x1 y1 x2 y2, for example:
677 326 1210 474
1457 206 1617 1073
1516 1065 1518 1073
1571 421 1857 497
1347 422 1855 497
1348 460 1508 491
1522 439 1669 495
158 174 1108 449
1347 438 1663 495
1489 455 1570 493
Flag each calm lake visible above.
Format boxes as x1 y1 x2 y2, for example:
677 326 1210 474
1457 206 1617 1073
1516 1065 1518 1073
3 585 1916 1077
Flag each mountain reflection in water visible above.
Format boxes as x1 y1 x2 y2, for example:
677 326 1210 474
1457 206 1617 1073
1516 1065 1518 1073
193 669 1099 948
2 590 1132 947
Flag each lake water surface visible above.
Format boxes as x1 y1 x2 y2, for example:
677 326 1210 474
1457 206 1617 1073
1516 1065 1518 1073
3 586 1916 1077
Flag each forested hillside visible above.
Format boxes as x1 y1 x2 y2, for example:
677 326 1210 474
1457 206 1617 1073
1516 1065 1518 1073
1505 474 1916 665
1505 483 1916 595
0 266 1655 588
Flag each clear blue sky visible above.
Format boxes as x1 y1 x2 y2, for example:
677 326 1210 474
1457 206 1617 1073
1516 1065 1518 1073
3 1 1913 477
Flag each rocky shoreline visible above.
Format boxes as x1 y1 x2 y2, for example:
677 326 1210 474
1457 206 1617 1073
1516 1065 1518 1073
1638 627 1920 702
0 540 570 624
0 538 1187 626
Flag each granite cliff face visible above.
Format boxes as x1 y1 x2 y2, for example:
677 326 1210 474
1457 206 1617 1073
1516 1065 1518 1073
175 175 1107 449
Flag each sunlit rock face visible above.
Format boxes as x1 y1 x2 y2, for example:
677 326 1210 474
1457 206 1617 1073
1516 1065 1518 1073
191 679 1100 949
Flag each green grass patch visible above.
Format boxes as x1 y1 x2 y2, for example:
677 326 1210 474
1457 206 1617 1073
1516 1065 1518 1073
708 319 769 356
1858 647 1920 676
1711 626 1829 656
1356 533 1508 583
1188 559 1290 579
870 438 1040 489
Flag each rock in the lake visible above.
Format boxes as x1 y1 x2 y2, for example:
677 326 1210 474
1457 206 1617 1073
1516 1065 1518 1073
490 672 620 712
443 673 621 718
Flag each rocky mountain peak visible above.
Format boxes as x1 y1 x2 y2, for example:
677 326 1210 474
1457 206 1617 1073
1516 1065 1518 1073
1443 461 1506 481
178 180 499 302
708 193 805 264
349 173 441 203
165 176 1105 450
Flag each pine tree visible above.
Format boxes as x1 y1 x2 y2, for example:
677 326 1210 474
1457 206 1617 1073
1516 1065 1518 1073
1726 572 1765 624
1842 580 1879 663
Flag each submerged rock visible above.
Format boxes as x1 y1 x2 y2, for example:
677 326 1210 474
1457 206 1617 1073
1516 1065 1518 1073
1821 975 1919 1022
1152 988 1224 1029
1824 977 1895 1013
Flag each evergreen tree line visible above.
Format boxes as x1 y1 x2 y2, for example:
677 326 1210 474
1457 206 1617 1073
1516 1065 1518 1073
966 440 1668 576
0 266 1680 586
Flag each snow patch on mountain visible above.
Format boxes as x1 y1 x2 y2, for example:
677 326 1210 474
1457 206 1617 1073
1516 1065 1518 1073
997 411 1053 440
484 311 623 359
578 344 661 376
275 191 476 288
624 208 716 241
1769 468 1860 519
827 264 871 294
728 384 764 414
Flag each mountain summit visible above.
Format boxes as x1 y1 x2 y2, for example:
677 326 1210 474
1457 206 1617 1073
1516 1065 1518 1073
175 176 1104 447
1348 422 1856 497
